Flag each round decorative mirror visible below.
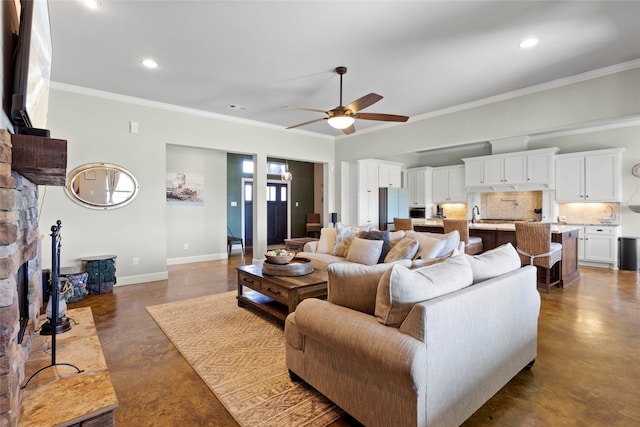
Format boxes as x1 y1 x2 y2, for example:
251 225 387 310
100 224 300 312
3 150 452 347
65 163 139 209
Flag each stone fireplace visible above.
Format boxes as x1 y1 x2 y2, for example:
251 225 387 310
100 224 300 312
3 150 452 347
0 129 44 426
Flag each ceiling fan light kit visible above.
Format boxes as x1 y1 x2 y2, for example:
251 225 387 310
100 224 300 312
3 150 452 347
286 66 409 134
328 114 355 130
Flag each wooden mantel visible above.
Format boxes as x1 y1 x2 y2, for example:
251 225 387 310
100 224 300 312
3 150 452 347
10 133 67 186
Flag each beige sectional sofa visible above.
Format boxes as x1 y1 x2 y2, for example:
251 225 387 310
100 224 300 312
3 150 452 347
285 244 540 427
297 224 462 271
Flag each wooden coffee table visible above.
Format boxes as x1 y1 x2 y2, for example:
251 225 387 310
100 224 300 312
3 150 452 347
236 264 328 322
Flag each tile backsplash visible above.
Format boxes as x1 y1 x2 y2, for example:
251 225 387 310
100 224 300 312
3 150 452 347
481 191 542 220
558 202 621 225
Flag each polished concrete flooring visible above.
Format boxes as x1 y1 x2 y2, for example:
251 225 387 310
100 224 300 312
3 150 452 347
68 250 640 426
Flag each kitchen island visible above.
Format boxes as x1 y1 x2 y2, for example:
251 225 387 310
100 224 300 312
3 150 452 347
414 220 580 288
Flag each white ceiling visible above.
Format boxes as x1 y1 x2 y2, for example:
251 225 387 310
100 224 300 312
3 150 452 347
48 0 640 137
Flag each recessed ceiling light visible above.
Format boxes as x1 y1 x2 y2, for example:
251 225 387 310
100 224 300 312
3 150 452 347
519 38 539 49
141 59 158 69
83 0 102 9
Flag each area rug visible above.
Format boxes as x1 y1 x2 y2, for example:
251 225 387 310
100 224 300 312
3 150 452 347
146 291 344 427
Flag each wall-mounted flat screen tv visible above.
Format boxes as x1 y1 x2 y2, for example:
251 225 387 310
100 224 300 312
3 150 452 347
10 0 52 135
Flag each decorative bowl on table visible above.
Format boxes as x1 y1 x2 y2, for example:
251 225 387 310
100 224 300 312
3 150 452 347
265 249 295 264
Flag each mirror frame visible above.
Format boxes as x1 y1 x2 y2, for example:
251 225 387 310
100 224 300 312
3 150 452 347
64 163 139 209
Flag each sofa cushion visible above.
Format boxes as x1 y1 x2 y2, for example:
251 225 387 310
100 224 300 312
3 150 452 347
332 223 371 257
327 260 412 315
465 243 522 284
357 229 390 263
296 251 345 271
407 230 460 258
346 237 384 266
316 227 337 254
384 237 419 262
375 253 473 327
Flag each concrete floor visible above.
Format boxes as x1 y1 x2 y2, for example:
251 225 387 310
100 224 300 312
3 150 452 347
67 249 640 426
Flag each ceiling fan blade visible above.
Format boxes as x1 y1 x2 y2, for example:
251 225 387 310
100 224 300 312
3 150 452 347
342 124 356 135
355 112 409 122
282 106 328 114
345 93 383 113
286 117 327 129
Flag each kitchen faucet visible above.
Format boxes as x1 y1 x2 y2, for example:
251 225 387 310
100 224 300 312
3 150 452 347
472 205 480 223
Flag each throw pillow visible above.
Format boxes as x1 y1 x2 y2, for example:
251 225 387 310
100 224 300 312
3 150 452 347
384 237 419 262
375 253 473 327
332 223 371 257
412 233 447 259
345 237 384 266
316 227 337 254
406 230 460 258
388 230 406 243
465 243 522 283
357 230 390 263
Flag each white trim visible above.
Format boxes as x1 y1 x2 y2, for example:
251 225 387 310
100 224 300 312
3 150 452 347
166 253 228 266
115 271 169 286
49 81 334 140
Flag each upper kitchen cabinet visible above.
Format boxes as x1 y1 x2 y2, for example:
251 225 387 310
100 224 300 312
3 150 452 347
377 161 402 188
463 148 558 189
555 148 624 202
432 165 466 203
406 166 431 207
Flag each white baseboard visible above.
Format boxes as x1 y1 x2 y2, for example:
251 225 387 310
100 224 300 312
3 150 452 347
166 253 228 266
115 271 169 286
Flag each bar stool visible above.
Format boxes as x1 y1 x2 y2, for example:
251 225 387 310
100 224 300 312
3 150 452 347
514 221 562 293
443 219 483 255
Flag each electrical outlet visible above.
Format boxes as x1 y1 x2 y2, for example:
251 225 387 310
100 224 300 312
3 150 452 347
183 243 189 250
133 257 139 265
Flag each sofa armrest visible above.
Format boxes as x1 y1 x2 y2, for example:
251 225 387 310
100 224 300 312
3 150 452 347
303 241 318 252
293 298 425 386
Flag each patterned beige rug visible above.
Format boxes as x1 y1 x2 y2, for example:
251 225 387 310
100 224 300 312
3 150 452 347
146 291 344 427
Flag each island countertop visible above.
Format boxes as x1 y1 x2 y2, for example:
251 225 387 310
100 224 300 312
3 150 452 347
413 219 581 233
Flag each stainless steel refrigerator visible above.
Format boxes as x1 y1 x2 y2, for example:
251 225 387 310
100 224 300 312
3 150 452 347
378 187 409 230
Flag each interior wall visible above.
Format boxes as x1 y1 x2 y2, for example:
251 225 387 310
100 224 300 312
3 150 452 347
165 144 226 263
40 87 334 285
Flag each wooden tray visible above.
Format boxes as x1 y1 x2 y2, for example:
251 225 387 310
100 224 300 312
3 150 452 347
262 257 314 276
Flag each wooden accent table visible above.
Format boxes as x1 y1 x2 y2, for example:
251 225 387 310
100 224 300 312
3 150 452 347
236 264 328 321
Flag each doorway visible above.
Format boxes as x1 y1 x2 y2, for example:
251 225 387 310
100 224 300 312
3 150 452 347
243 180 289 246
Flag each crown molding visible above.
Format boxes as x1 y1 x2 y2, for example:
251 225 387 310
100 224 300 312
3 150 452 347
49 81 334 141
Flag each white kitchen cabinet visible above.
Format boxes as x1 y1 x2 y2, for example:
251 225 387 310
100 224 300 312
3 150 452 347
526 150 555 185
432 165 466 203
464 158 484 186
555 148 623 202
578 226 619 266
378 162 402 188
356 159 402 227
407 167 429 207
463 148 558 189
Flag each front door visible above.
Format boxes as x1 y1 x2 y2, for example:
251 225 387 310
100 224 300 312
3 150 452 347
266 182 288 245
243 181 288 247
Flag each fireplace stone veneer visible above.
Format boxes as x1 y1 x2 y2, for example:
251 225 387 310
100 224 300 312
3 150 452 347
1 129 44 426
